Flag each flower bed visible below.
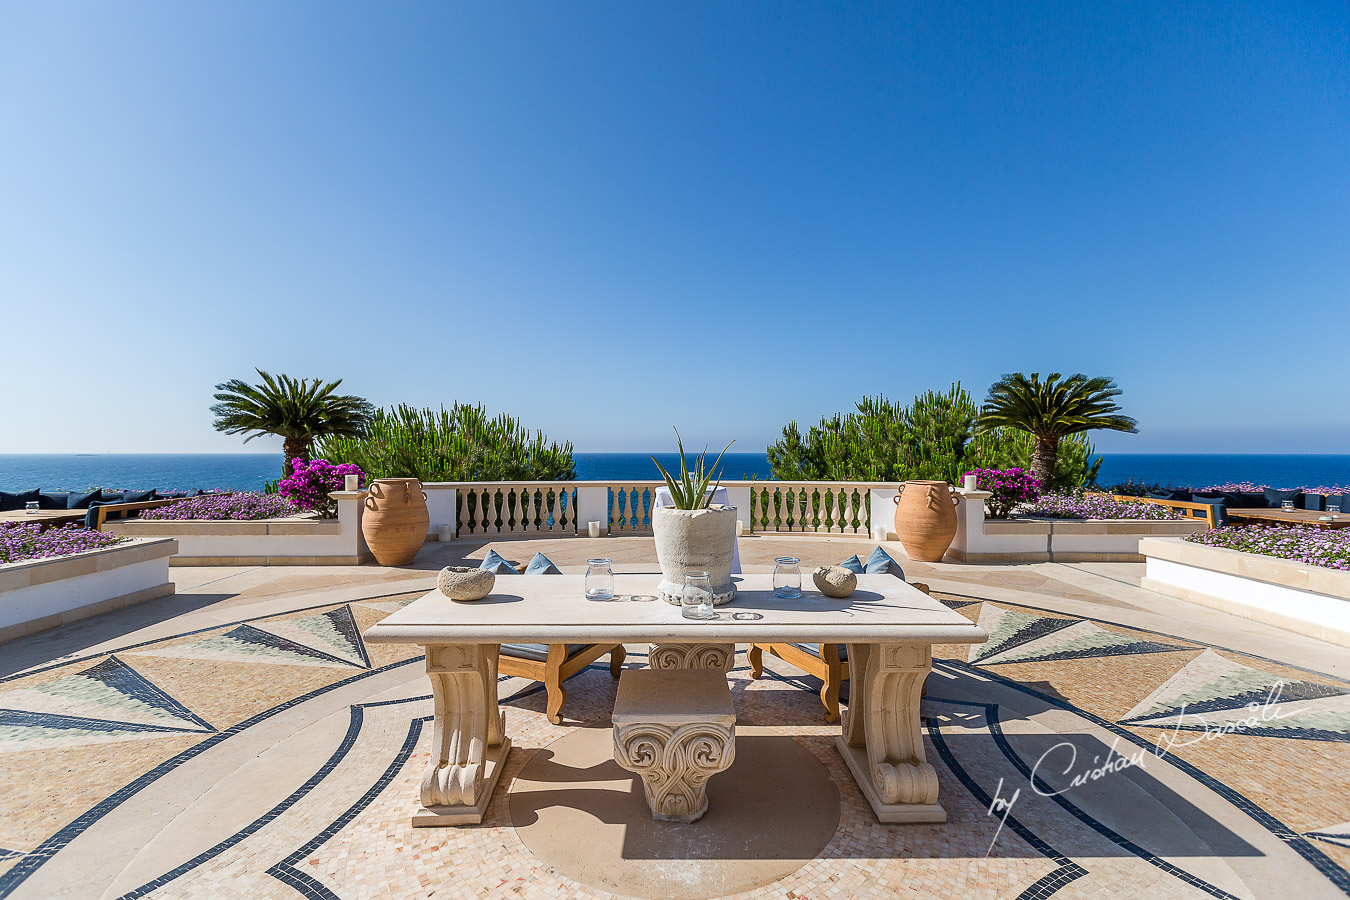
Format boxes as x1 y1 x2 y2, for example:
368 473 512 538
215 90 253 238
1028 492 1185 520
141 492 297 521
1186 525 1350 572
0 523 126 564
965 468 1040 518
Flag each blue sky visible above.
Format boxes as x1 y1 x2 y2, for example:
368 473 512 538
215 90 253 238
2 1 1346 455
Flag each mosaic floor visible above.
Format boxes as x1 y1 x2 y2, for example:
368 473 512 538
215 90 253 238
0 539 1347 899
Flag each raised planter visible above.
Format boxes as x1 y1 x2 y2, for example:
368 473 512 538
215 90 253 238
1140 537 1350 647
0 538 177 643
948 490 1208 563
106 491 371 566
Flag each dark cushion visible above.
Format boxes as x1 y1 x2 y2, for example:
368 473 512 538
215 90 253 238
864 546 904 578
1190 496 1228 525
1147 491 1173 500
479 549 518 574
499 643 590 663
1302 494 1325 511
121 489 155 503
67 489 101 509
1263 488 1303 509
1149 489 1191 502
38 492 70 510
0 489 40 511
524 552 561 575
1326 495 1347 513
837 555 865 574
83 502 108 529
100 490 125 503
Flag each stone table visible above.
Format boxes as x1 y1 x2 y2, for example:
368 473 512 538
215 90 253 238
363 574 987 826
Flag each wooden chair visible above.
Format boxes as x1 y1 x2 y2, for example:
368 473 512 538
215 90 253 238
497 643 626 724
748 582 930 723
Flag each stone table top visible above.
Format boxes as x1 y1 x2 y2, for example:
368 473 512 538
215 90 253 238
363 574 988 646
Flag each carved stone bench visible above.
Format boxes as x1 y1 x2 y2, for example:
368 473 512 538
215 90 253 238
611 668 736 823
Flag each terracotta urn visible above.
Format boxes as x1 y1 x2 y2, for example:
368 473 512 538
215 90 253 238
892 480 960 562
362 478 429 566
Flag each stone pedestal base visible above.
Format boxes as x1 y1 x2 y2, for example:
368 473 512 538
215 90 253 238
612 669 737 824
412 738 512 826
834 738 945 823
648 642 734 671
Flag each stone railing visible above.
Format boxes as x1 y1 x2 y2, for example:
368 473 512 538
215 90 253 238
423 481 907 539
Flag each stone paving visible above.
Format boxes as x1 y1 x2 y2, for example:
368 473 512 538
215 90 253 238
0 535 1347 899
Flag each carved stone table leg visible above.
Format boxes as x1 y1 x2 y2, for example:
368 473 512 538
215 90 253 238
835 642 944 823
648 642 734 671
412 643 511 826
613 721 736 823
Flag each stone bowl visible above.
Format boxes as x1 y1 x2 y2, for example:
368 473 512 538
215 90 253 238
811 565 857 598
437 566 495 602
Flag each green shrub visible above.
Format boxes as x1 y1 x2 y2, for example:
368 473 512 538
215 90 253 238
767 384 1100 489
317 403 575 482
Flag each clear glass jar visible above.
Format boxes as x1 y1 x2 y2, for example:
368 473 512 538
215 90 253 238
773 557 802 599
585 558 614 600
681 571 716 619
1329 504 1342 516
24 501 39 515
1281 500 1295 511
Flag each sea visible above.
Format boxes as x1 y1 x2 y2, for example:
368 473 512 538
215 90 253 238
1 453 1347 493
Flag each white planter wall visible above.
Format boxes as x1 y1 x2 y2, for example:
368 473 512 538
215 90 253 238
949 490 1207 563
1141 537 1350 647
0 538 177 643
108 492 371 566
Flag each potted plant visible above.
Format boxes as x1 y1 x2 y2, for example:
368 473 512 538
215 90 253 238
651 431 738 606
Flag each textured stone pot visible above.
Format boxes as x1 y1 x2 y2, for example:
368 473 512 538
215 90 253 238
652 504 737 606
362 478 429 566
437 566 495 601
893 480 960 562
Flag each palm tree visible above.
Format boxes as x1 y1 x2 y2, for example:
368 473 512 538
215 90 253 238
211 370 374 477
977 373 1137 487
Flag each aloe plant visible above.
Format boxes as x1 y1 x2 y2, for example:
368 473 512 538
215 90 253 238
651 429 734 510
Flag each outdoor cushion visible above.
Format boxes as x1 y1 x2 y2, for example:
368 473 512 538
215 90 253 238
479 549 518 574
1191 496 1228 525
100 490 125 502
499 643 589 663
1302 494 1325 511
122 490 156 503
38 492 70 510
67 489 101 509
792 642 848 662
524 552 561 575
1263 488 1303 509
837 555 865 574
82 502 108 529
1325 495 1347 513
864 546 904 578
0 489 41 511
1147 491 1173 500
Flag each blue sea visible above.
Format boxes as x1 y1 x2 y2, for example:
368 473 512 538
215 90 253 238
1 452 1347 492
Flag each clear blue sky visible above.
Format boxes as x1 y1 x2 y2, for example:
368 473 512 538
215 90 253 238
2 1 1346 455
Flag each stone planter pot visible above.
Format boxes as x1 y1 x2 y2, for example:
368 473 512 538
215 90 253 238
362 478 429 566
893 480 960 562
652 504 737 606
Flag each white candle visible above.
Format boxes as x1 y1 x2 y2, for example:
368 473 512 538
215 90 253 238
962 473 977 492
587 521 601 538
437 524 454 542
344 474 360 491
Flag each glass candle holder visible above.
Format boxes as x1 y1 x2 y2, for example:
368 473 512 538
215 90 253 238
773 557 802 599
1330 505 1342 516
681 571 716 620
1281 500 1295 511
584 558 614 600
24 501 39 515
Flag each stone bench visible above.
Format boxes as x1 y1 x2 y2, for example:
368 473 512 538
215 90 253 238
611 668 736 823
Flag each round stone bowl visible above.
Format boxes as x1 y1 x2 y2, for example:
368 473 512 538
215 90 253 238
437 566 495 602
811 565 857 598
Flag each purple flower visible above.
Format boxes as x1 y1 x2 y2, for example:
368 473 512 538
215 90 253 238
0 523 126 564
965 468 1042 519
1187 525 1350 571
142 492 298 520
276 459 363 518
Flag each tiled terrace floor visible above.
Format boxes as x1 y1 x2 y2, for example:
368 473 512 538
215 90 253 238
1 534 1347 899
